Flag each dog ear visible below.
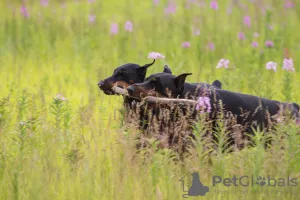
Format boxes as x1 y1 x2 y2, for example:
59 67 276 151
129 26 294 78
174 73 192 90
138 59 156 78
163 65 172 74
212 80 222 89
141 59 155 69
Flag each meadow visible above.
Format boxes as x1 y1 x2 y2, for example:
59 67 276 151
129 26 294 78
0 0 300 199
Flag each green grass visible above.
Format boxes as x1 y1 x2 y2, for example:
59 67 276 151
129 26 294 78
0 0 300 199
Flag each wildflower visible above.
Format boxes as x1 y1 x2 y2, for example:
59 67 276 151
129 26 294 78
55 93 67 101
216 59 230 69
182 41 191 48
124 21 133 32
207 42 215 51
266 61 277 72
253 32 260 37
110 23 119 35
20 4 29 18
41 0 49 6
148 52 165 59
196 97 211 113
89 14 96 23
88 0 95 3
210 0 218 10
251 41 258 48
284 1 295 8
265 40 274 47
243 16 251 27
192 27 200 36
238 32 245 40
20 121 26 126
282 58 295 72
164 2 176 14
153 0 160 5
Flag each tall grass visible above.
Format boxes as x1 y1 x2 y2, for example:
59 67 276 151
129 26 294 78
0 0 300 199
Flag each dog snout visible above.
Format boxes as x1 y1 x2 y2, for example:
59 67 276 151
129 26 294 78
98 80 104 88
127 85 135 95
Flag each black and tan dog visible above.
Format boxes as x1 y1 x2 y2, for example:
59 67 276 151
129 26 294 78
127 72 300 148
98 60 222 126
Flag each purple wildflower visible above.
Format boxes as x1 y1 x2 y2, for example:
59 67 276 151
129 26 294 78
265 40 274 47
148 52 165 59
285 1 295 8
124 21 133 32
238 32 246 40
210 0 218 10
282 58 295 72
192 27 200 36
164 2 177 14
182 41 191 48
207 42 215 51
89 14 96 24
196 97 211 113
243 16 251 28
251 41 258 48
20 4 29 18
153 0 160 5
88 0 95 3
266 61 277 72
110 23 119 35
41 0 49 6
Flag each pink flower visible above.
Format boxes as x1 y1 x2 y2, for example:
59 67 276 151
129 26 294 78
196 97 211 113
266 61 277 72
41 0 49 6
207 42 215 51
20 5 29 18
153 0 160 5
210 0 218 10
192 27 200 36
89 14 96 23
124 21 133 32
164 2 177 14
265 40 274 47
216 59 230 69
88 0 95 3
251 41 258 48
282 58 295 72
243 16 251 28
238 32 246 40
182 41 191 48
148 52 165 59
285 1 295 8
110 23 119 35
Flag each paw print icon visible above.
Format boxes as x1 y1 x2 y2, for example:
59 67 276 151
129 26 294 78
256 176 266 186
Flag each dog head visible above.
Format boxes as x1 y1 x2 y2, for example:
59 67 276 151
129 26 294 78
98 60 155 95
127 72 192 99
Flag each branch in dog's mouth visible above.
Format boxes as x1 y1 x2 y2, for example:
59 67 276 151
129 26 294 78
111 86 197 105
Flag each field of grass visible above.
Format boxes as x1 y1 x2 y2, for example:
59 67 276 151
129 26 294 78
0 0 300 199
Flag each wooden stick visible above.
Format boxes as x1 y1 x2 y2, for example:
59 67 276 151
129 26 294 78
111 86 197 105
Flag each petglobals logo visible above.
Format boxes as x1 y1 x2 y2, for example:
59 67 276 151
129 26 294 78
212 175 298 187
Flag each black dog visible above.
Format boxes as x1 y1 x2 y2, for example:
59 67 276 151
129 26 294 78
127 72 299 146
98 61 222 122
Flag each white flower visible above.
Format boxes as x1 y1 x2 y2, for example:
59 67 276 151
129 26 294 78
266 61 277 72
216 59 230 69
55 93 67 101
148 52 165 59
